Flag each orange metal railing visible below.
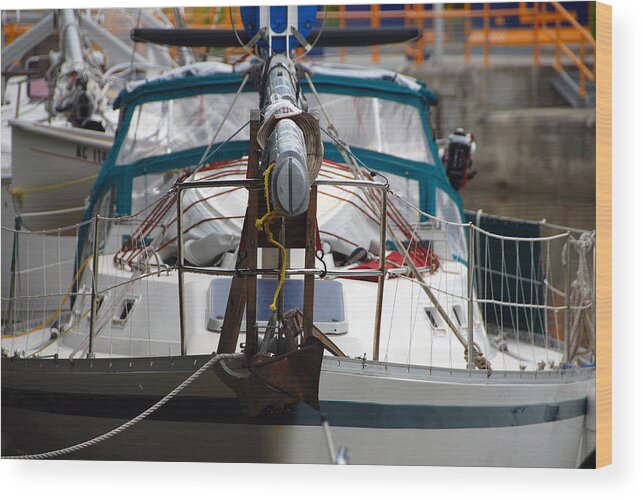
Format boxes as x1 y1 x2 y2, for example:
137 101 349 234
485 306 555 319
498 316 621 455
3 23 33 45
316 3 594 98
1 4 594 97
167 4 594 97
546 2 596 97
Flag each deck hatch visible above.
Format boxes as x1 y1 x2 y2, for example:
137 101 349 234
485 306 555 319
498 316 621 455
207 278 347 335
424 306 446 337
112 295 140 327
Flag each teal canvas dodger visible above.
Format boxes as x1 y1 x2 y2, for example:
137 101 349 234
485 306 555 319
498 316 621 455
79 63 464 269
91 66 450 219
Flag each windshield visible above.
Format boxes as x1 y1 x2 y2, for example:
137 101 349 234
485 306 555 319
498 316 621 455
115 89 433 166
307 93 432 164
435 187 466 261
116 92 257 165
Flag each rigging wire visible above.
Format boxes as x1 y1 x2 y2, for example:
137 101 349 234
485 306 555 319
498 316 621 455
194 119 250 171
192 72 251 176
229 7 257 60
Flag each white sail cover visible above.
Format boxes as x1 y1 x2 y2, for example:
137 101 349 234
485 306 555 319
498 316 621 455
153 158 420 266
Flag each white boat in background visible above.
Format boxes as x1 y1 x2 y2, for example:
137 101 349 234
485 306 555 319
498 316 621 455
1 6 596 467
8 119 113 231
2 8 177 231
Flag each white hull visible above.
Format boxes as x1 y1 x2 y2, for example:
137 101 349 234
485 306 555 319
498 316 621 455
9 119 112 231
1 355 595 467
278 419 588 466
0 411 589 467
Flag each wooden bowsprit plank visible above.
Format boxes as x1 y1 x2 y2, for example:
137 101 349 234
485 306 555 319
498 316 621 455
303 185 318 339
244 110 261 358
216 110 261 356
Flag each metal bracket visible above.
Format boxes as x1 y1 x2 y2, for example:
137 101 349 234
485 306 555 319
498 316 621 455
290 26 312 52
243 27 266 53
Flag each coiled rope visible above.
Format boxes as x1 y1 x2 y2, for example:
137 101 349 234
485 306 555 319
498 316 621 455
255 163 287 311
4 353 232 459
567 232 596 360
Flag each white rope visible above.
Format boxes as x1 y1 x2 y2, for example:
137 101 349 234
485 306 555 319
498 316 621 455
18 205 87 219
464 208 592 235
389 190 573 243
476 297 591 311
542 239 552 366
219 358 251 379
2 216 94 235
4 353 233 460
396 271 589 312
4 291 90 301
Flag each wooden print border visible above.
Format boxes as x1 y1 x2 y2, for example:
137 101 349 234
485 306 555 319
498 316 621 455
596 1 612 468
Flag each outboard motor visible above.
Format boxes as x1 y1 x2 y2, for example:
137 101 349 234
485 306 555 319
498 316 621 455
442 128 477 191
49 10 106 131
55 72 91 127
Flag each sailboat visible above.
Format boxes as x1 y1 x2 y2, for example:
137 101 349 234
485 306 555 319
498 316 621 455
1 5 596 467
2 8 175 231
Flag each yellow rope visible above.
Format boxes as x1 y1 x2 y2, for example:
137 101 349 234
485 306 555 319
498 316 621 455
9 174 98 207
1 255 93 339
255 163 287 311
